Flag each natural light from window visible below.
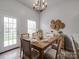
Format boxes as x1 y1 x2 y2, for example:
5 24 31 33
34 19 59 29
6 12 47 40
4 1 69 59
4 16 17 47
27 20 36 35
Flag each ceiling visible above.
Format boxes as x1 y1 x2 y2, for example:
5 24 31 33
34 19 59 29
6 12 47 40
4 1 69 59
16 0 67 9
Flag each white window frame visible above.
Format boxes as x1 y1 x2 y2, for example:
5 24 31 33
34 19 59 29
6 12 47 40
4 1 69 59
4 16 17 47
27 20 36 35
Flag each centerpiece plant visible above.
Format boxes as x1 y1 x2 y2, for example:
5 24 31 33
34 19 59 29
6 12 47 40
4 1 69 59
37 29 43 40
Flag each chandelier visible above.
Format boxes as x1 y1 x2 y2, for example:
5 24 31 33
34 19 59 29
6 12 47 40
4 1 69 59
33 0 47 12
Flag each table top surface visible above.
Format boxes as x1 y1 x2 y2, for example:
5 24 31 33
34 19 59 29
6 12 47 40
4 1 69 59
30 37 58 50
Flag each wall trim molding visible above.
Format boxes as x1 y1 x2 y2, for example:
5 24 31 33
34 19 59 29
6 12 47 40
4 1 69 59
0 47 19 54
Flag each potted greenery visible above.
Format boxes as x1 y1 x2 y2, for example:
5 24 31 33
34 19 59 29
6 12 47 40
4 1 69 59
37 29 43 40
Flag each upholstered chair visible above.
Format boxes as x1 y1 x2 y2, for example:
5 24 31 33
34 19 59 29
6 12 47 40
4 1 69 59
52 31 64 50
72 39 79 59
21 39 39 59
20 33 29 57
61 37 78 59
44 36 64 59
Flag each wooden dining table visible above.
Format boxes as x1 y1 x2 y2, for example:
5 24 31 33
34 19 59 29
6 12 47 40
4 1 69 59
31 37 58 59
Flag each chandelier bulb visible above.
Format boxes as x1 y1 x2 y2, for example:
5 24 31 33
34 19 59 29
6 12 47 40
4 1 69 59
45 2 47 5
43 0 45 2
33 4 35 6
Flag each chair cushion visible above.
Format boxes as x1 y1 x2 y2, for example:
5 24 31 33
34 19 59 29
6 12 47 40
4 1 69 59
45 46 52 53
63 35 74 52
52 44 58 50
44 49 56 59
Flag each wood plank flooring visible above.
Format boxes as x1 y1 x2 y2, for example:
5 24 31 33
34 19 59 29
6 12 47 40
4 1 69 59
0 48 20 59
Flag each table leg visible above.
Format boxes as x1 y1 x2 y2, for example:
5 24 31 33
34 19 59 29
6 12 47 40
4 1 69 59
39 50 44 59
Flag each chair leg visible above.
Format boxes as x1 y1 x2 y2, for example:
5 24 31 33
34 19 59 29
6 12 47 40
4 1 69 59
20 48 22 58
20 51 21 57
22 56 24 59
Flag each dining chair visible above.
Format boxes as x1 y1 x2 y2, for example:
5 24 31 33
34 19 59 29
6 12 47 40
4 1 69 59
52 35 64 50
51 38 60 50
32 32 38 39
55 36 64 59
72 39 79 59
44 36 64 59
21 39 39 59
21 33 29 39
61 37 78 59
20 33 29 57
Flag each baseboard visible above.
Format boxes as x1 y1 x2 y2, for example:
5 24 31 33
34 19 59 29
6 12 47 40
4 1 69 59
0 47 19 54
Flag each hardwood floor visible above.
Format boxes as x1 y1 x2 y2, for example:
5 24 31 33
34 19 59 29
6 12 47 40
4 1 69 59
0 48 20 59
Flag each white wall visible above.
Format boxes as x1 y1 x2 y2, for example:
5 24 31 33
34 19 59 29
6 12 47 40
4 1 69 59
40 0 79 35
0 0 40 53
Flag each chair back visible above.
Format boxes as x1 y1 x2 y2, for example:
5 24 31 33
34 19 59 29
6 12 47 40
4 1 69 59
21 33 29 39
55 36 64 59
21 39 32 59
32 32 38 39
72 39 79 59
20 33 30 58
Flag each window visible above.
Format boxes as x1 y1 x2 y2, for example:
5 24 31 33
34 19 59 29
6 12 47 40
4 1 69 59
4 16 17 47
27 20 36 34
